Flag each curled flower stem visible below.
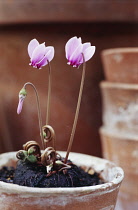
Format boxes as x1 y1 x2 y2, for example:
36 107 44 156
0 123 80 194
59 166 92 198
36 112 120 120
42 125 56 150
23 82 45 150
45 61 56 149
41 147 56 166
46 61 52 126
64 54 86 163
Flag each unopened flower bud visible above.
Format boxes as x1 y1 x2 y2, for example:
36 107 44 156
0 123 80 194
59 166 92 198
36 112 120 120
17 88 27 114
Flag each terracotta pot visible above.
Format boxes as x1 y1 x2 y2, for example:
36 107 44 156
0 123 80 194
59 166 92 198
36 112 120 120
100 81 138 137
101 48 138 83
0 151 124 210
100 127 138 210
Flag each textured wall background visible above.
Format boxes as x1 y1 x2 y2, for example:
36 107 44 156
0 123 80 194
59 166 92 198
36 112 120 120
0 1 137 156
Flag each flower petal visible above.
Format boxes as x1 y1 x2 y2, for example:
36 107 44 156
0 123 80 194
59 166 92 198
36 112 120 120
82 46 96 63
69 44 83 65
82 42 91 52
36 56 48 69
45 46 55 62
31 43 46 66
28 39 39 58
65 36 82 60
35 46 55 69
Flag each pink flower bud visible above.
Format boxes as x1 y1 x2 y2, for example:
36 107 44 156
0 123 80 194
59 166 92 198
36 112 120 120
17 88 27 114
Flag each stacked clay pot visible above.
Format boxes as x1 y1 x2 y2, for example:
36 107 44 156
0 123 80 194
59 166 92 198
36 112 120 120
100 48 138 210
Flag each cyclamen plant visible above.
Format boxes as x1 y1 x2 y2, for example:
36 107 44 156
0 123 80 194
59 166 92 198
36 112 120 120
17 36 95 173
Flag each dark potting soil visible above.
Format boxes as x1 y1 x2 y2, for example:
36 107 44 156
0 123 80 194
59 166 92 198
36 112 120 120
0 160 104 188
0 166 15 183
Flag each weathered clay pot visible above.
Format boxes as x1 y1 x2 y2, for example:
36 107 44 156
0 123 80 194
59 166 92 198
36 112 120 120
100 81 138 137
101 48 138 83
0 151 124 210
100 127 138 210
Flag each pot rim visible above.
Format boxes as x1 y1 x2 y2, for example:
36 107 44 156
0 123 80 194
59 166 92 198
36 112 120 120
101 47 138 56
0 151 124 196
100 81 138 90
100 127 138 141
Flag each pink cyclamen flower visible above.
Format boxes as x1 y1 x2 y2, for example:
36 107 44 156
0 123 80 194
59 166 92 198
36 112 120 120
28 39 54 69
17 88 27 114
65 36 95 68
